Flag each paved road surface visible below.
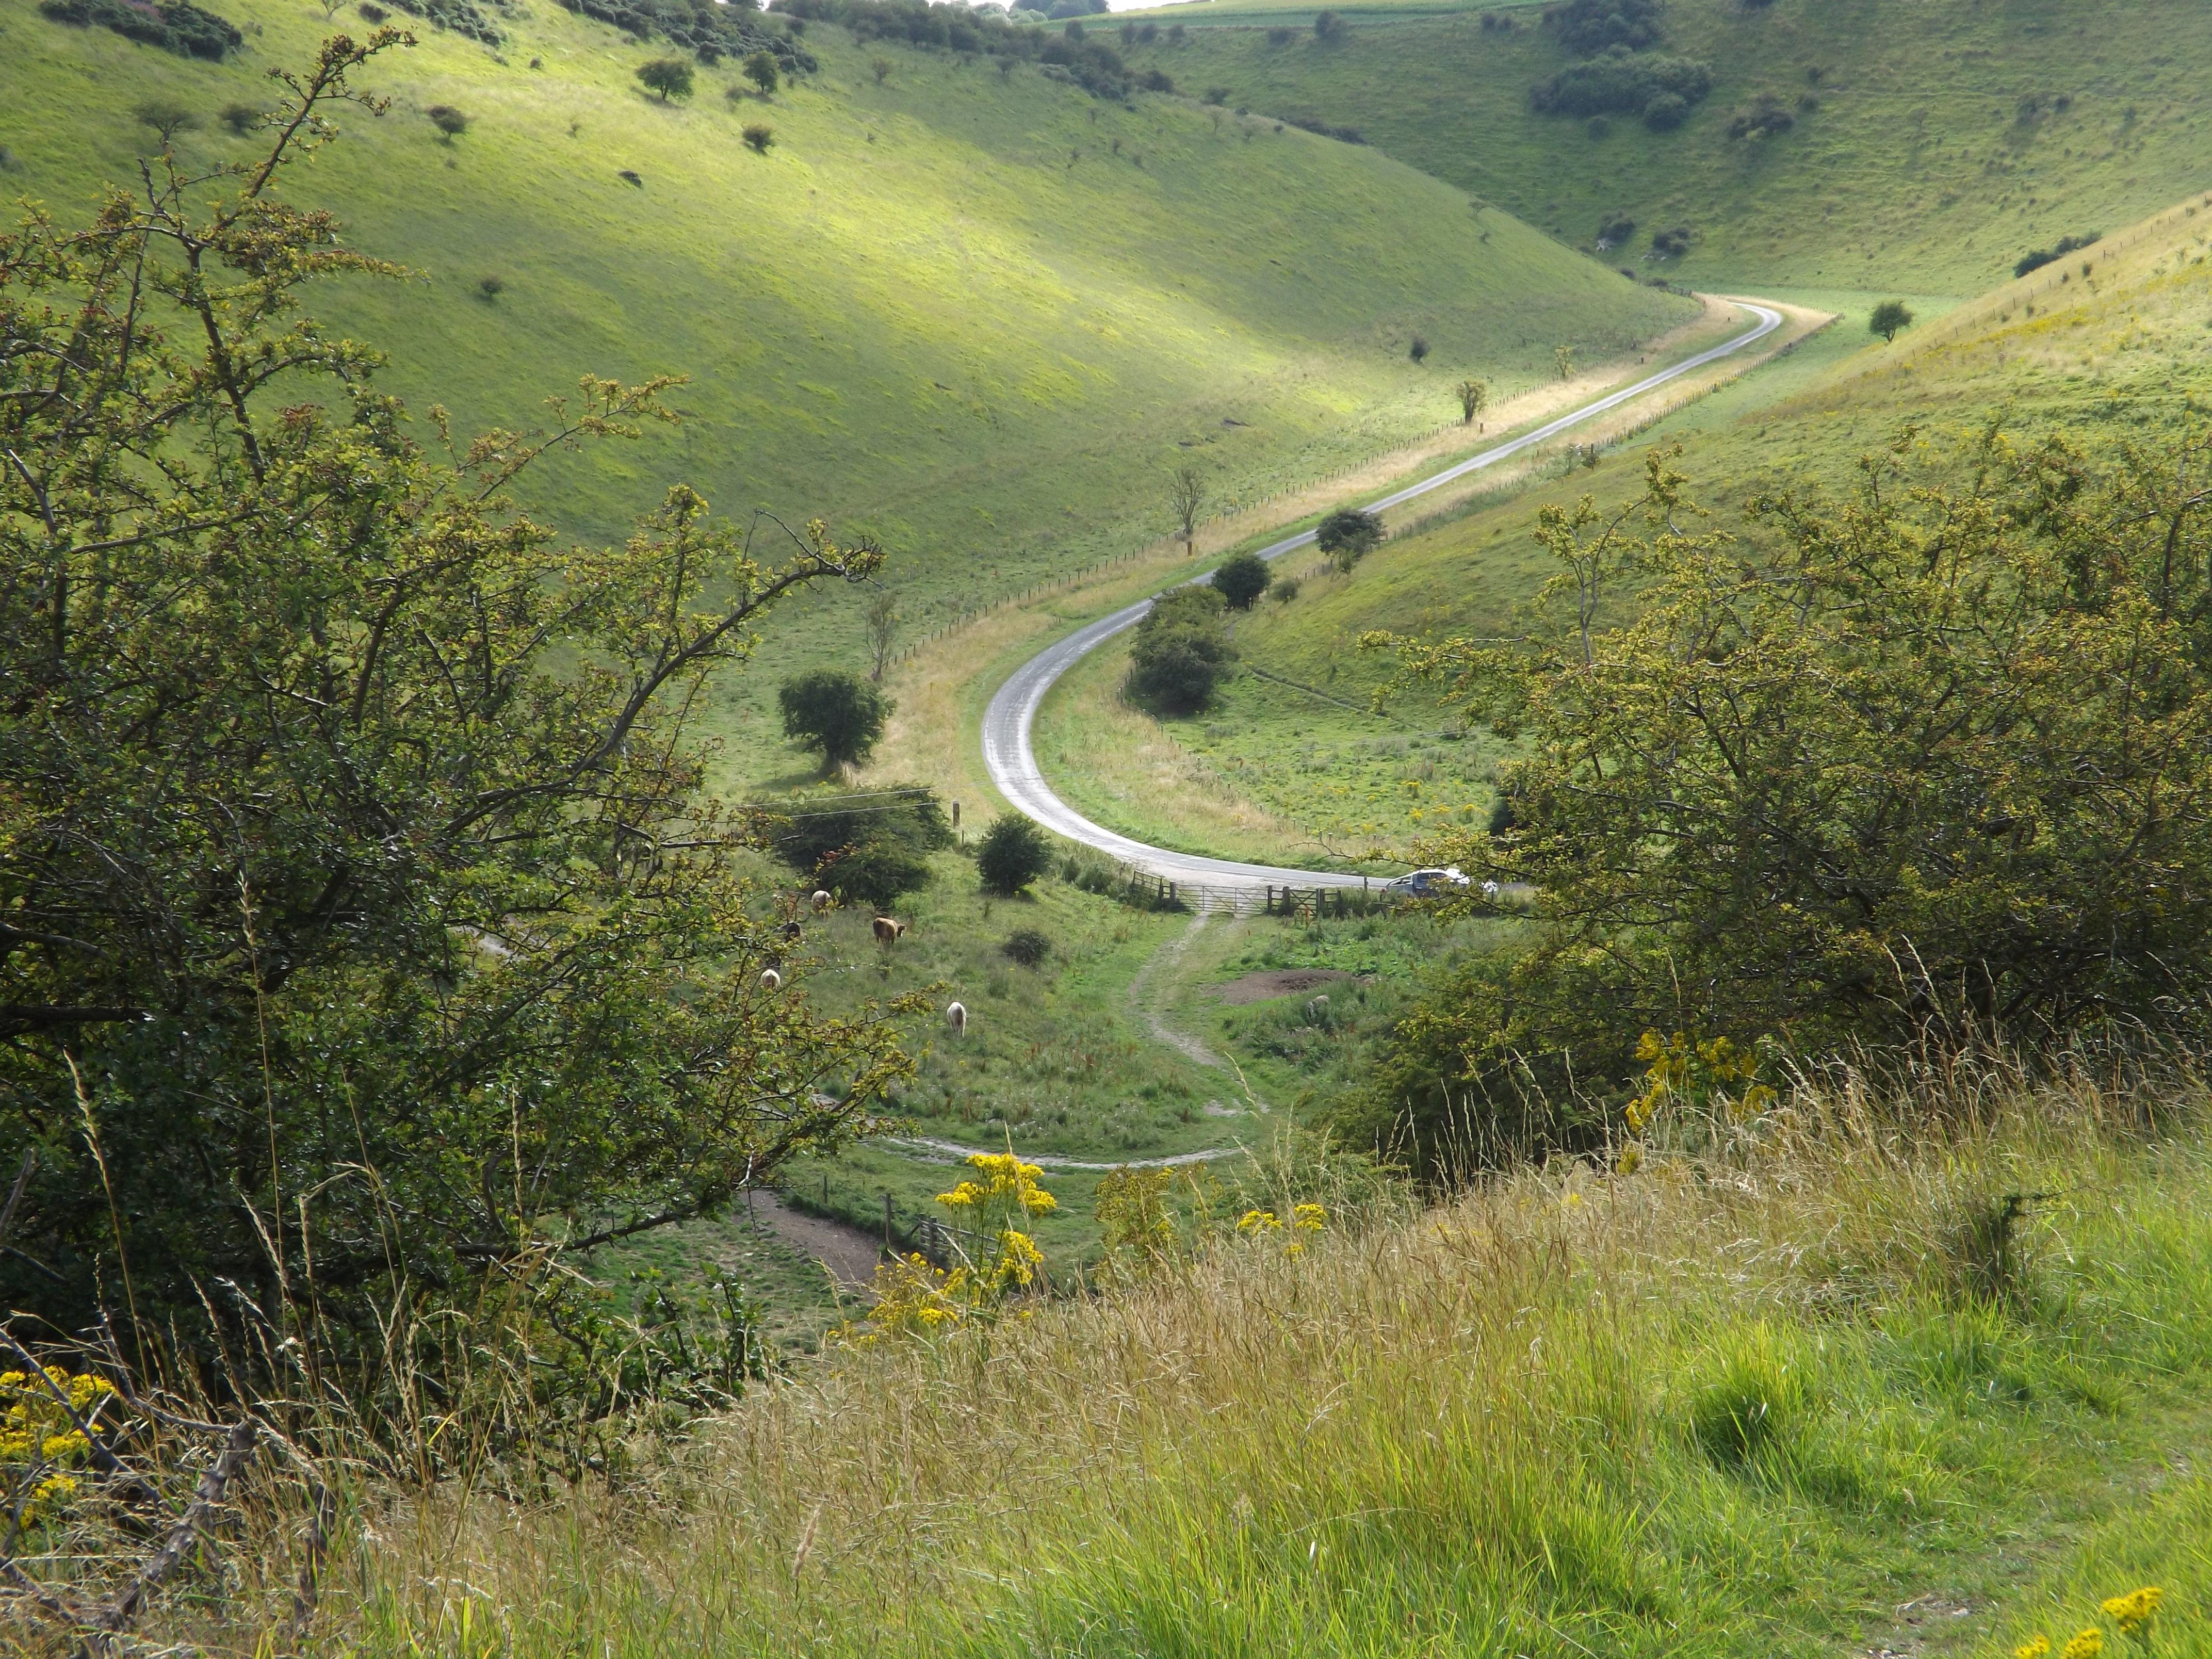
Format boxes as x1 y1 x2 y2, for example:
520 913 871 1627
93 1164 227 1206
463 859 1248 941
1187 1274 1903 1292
980 301 1785 898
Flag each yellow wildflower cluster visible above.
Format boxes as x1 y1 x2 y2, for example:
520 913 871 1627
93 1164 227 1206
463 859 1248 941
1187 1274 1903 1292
936 1152 1056 1217
1623 1030 1777 1134
1095 1167 1177 1261
2 1367 118 1522
2015 1585 2163 1659
847 1253 972 1342
2101 1587 2161 1637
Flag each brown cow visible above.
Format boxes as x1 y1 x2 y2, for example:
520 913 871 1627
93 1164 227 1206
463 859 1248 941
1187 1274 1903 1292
872 916 906 945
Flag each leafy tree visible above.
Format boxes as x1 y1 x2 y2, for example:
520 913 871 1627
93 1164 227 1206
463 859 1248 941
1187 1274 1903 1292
1313 8 1344 40
1456 378 1488 425
864 587 900 680
1548 0 1665 54
870 55 892 83
1555 343 1577 380
743 122 774 152
779 669 890 771
1000 928 1052 967
1126 586 1235 714
218 101 261 135
639 56 696 100
1167 464 1207 553
134 99 199 144
1530 51 1712 122
743 48 778 94
0 36 912 1373
1212 550 1272 610
1315 507 1382 573
1360 435 2212 1168
425 103 469 141
1408 335 1430 364
978 814 1054 897
772 787 950 909
1869 299 1914 342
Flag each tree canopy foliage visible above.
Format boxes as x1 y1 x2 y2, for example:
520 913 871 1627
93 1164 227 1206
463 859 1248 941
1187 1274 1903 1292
978 815 1054 898
0 35 914 1373
1352 435 2212 1169
769 789 952 910
1316 507 1383 573
1125 587 1235 715
1212 550 1273 610
779 669 891 771
1545 0 1667 56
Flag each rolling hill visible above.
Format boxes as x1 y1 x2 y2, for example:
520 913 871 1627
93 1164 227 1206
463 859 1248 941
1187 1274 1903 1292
0 0 1693 786
1115 0 2212 295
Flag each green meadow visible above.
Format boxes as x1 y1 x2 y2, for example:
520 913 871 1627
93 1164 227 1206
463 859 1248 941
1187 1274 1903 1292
1117 0 2212 293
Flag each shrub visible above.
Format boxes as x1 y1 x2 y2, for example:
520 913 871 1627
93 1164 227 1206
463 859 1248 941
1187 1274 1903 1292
870 55 892 83
1313 8 1344 40
743 48 778 94
978 815 1053 897
1546 0 1664 54
1205 84 1231 105
1650 224 1691 257
769 787 951 908
1726 93 1794 139
2015 232 2100 279
1000 928 1052 967
357 1 385 15
218 101 261 134
1316 506 1382 573
1212 550 1272 610
743 122 774 152
777 669 888 770
1286 114 1363 143
425 104 469 141
476 274 505 300
1266 25 1292 44
1597 212 1636 248
1140 68 1173 93
1868 299 1913 341
1126 586 1234 715
1531 48 1712 121
638 56 696 100
1408 335 1429 363
619 168 645 186
1272 576 1300 603
1642 90 1689 129
40 0 240 58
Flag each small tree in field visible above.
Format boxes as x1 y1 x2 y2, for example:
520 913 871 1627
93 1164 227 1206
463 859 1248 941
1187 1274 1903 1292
219 102 262 136
1408 335 1430 364
743 123 774 152
1316 507 1381 573
1168 465 1207 554
1554 343 1576 381
1869 299 1914 343
978 815 1053 897
779 669 890 772
871 56 893 85
639 57 696 101
425 105 469 143
1457 378 1488 425
1212 550 1272 610
743 50 779 96
135 101 200 146
865 588 899 680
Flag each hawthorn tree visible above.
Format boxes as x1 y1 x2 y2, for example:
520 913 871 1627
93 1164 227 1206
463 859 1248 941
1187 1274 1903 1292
1168 464 1207 553
779 669 891 770
0 34 914 1375
1457 378 1488 424
1212 550 1272 609
1316 506 1382 572
743 48 778 95
1870 299 1914 341
638 56 696 101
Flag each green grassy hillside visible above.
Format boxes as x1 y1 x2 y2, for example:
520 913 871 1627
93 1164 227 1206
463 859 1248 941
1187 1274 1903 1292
1036 192 2212 863
0 0 1693 787
1116 0 2212 294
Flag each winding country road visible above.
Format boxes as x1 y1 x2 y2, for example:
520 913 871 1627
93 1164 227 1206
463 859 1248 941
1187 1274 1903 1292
980 300 1785 897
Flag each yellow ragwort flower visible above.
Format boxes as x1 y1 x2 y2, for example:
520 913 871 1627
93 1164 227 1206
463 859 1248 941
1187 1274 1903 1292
2100 1588 2160 1636
2016 1638 2051 1659
1237 1209 1279 1234
1292 1203 1326 1232
2060 1628 2103 1659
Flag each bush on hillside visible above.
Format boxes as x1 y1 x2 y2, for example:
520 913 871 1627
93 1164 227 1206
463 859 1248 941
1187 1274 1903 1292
1316 506 1383 573
1353 433 2212 1167
1726 94 1794 139
379 0 508 47
1286 114 1365 143
426 105 470 142
1544 0 1666 55
219 102 262 135
978 815 1054 897
1596 213 1636 247
39 0 240 58
1868 299 1913 341
1530 48 1712 122
638 56 697 100
1641 91 1689 130
1313 8 1345 40
1212 551 1273 610
1650 224 1691 257
1000 928 1053 967
771 787 952 909
1126 586 1235 715
2016 232 2101 279
556 0 814 71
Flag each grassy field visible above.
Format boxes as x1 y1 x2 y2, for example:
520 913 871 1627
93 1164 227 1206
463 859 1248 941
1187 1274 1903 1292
333 1058 2212 1658
1032 194 2212 864
1113 0 2212 294
0 0 1695 790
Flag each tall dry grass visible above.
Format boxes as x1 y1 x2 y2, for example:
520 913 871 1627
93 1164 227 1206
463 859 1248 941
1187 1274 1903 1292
316 1046 2212 1659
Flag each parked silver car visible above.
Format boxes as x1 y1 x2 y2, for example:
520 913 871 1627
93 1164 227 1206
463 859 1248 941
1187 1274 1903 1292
1383 867 1472 899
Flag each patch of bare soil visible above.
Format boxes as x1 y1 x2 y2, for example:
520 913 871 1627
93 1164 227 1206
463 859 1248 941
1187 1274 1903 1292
755 1191 882 1287
1209 968 1359 1006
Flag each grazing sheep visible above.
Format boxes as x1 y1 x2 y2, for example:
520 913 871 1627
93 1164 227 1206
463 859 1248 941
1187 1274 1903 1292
1306 994 1330 1022
945 1000 967 1034
811 889 832 912
873 916 907 945
760 967 783 991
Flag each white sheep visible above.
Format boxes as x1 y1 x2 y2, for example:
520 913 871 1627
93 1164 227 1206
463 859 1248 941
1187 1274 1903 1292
760 968 783 991
811 889 832 913
945 1001 967 1035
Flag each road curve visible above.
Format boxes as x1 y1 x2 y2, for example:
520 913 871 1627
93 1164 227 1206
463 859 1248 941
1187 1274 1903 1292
981 300 1786 896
